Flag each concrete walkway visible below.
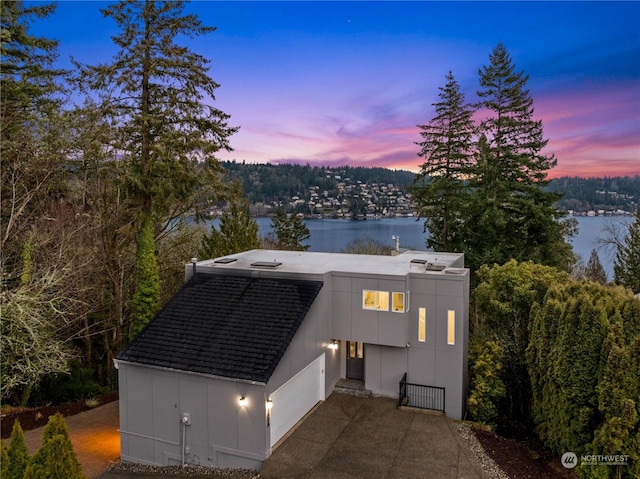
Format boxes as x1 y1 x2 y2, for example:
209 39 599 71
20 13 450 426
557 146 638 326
20 400 120 479
260 393 488 479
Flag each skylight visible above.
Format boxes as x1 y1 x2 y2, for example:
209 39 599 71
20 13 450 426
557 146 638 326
250 261 282 268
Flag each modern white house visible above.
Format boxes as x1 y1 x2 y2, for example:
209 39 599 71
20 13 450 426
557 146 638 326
115 249 470 470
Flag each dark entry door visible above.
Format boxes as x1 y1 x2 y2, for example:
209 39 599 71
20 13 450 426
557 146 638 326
346 341 364 380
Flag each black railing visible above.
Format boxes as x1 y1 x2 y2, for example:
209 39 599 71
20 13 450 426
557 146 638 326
398 372 445 413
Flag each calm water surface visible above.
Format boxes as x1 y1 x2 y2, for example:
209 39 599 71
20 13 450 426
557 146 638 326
218 215 632 281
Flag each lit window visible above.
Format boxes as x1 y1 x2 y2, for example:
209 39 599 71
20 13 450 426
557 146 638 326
392 292 405 312
447 310 455 345
362 290 389 311
349 341 364 358
418 307 426 342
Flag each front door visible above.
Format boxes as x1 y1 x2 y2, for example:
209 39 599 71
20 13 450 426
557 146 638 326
346 341 364 380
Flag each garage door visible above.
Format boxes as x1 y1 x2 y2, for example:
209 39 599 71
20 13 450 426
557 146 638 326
270 353 325 446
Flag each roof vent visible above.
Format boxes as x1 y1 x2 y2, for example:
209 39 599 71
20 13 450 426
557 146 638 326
425 263 446 271
250 261 282 269
445 268 465 274
410 259 429 265
214 257 237 264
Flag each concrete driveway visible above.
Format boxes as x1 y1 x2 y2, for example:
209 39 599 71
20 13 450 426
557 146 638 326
17 392 487 478
260 393 488 479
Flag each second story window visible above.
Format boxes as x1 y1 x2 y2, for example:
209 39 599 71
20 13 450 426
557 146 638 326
392 292 406 312
362 290 389 311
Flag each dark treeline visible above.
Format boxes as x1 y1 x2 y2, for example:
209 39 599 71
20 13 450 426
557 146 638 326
222 161 638 213
222 161 415 204
549 175 639 212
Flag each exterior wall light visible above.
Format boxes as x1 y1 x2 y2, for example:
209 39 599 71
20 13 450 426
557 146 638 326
266 398 273 427
327 340 338 350
239 396 248 407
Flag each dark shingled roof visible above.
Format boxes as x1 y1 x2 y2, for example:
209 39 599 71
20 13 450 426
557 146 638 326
117 274 323 383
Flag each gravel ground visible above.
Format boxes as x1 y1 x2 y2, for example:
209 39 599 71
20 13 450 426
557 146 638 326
456 423 510 479
105 463 259 478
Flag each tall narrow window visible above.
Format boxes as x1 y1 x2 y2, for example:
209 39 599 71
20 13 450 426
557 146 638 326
392 292 405 312
447 310 455 345
418 307 426 342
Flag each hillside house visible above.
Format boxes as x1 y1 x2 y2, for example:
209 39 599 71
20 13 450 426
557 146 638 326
115 249 470 470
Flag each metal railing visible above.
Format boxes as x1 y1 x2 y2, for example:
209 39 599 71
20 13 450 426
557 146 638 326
398 372 445 413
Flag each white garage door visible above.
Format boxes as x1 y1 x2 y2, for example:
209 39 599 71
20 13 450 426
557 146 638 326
270 353 325 446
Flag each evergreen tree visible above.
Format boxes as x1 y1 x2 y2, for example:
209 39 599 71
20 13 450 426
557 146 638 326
0 0 66 254
130 216 160 339
527 281 640 476
77 0 237 341
25 413 85 479
584 249 607 284
199 183 260 259
613 209 640 293
6 421 29 479
413 71 475 252
465 43 571 273
270 210 310 251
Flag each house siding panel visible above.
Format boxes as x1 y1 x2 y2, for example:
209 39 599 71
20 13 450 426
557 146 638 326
178 377 209 467
331 291 351 339
378 346 407 397
378 313 407 347
364 344 381 392
152 373 180 450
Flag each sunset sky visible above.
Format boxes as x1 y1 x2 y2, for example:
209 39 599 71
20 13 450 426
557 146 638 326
33 1 640 177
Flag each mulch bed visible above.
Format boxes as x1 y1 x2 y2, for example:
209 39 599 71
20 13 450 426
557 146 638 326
473 425 575 478
1 391 119 439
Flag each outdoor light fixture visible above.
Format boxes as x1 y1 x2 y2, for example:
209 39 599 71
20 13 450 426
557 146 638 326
327 340 338 350
266 398 273 426
239 396 248 407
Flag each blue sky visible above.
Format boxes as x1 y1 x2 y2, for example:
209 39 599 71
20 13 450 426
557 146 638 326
32 1 640 176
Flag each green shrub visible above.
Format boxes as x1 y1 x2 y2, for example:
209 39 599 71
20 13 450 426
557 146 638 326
1 440 9 478
467 339 506 429
25 413 85 479
527 282 640 478
30 360 108 406
6 420 29 479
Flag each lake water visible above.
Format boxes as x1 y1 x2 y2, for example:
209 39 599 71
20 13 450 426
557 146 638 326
214 215 633 281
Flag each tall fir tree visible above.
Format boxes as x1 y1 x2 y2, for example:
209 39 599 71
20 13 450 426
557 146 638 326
0 0 66 257
270 210 311 251
613 209 640 294
413 71 475 252
77 0 237 336
465 43 571 273
199 183 260 259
